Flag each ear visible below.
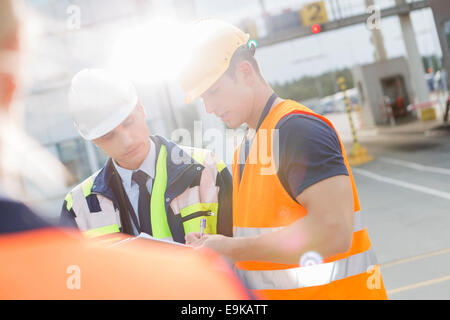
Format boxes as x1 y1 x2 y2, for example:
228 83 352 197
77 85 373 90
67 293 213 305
236 61 256 86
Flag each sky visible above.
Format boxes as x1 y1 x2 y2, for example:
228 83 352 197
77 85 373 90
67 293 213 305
26 0 444 88
190 0 443 84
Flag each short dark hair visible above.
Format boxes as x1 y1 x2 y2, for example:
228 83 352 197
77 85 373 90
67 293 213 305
224 43 262 79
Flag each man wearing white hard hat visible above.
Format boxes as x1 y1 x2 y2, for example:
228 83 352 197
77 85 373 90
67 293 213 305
60 69 233 243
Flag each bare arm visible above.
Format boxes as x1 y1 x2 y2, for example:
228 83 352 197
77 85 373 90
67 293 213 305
187 175 354 265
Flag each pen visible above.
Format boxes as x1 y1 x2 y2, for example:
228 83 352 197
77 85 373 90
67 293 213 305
200 218 206 238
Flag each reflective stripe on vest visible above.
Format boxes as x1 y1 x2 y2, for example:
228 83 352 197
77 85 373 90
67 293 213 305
83 224 120 238
150 144 172 239
65 193 73 212
236 247 378 290
231 100 387 299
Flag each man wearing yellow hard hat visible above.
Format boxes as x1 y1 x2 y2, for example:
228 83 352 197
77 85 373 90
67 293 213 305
181 19 387 300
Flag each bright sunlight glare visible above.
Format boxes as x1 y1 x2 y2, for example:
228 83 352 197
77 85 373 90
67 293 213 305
108 19 192 84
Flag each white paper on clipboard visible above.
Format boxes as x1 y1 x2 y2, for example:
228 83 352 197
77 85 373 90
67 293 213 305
137 232 188 247
107 232 188 248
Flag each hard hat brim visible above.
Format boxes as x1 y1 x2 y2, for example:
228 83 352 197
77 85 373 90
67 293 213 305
184 69 226 104
77 97 138 141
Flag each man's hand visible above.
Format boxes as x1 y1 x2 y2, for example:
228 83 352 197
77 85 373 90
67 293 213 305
185 232 233 259
185 232 202 245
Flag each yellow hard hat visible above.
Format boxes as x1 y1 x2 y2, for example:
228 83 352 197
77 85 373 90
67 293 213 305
180 19 249 104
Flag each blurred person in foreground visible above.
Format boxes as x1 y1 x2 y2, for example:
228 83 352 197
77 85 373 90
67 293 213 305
181 19 388 300
0 1 249 300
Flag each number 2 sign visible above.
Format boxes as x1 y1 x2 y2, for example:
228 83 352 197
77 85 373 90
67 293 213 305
300 1 328 26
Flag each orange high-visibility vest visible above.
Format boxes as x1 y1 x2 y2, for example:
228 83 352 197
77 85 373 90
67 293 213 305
0 227 250 299
232 100 388 300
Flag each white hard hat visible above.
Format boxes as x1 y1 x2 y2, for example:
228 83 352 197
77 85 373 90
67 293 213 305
68 69 138 140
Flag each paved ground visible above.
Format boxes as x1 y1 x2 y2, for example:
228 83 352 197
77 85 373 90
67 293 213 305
328 111 450 300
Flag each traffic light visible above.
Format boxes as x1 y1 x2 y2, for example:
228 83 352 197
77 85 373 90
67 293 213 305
311 24 321 34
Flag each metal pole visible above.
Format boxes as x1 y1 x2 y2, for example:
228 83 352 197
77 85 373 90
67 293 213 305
395 0 430 103
338 77 358 145
337 77 374 166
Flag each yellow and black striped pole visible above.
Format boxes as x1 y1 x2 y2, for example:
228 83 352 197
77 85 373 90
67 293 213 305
338 77 374 166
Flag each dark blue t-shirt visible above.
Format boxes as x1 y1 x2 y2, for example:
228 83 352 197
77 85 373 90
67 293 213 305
275 114 349 200
239 113 349 201
0 196 51 234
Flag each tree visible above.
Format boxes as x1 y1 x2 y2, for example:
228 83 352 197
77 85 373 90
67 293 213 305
272 67 354 101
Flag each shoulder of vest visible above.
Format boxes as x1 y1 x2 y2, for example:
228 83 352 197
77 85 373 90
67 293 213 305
65 169 103 212
268 100 336 130
279 100 317 116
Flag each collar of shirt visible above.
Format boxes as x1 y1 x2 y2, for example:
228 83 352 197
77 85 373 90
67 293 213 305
113 138 156 191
